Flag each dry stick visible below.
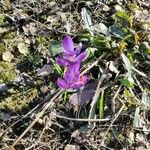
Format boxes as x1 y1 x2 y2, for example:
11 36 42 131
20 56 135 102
53 113 111 122
88 72 107 123
111 85 122 114
98 104 125 149
9 89 62 150
81 53 106 76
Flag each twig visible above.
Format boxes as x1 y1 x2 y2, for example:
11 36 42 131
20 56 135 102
111 85 122 113
88 70 107 124
98 104 125 148
81 53 106 76
53 113 111 122
0 103 39 139
9 89 62 150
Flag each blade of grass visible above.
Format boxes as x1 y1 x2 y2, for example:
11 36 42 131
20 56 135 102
88 71 107 125
99 90 104 119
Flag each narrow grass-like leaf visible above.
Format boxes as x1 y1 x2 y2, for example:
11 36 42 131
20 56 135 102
54 64 63 74
109 24 129 38
88 73 106 124
49 41 62 56
119 79 134 88
99 91 104 119
115 11 133 28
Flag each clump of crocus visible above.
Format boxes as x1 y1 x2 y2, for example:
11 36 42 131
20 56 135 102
56 36 88 89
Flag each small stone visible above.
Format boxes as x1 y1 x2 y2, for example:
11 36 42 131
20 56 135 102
64 144 80 150
0 83 8 92
37 64 52 76
103 5 110 12
114 5 123 11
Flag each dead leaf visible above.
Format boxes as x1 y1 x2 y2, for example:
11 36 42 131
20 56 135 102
2 51 14 62
22 23 37 35
18 42 29 55
69 82 97 107
47 15 57 23
13 8 29 20
0 112 11 121
37 64 52 76
108 61 119 74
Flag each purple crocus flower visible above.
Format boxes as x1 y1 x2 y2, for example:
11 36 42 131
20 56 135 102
56 36 86 66
56 36 88 89
57 63 88 89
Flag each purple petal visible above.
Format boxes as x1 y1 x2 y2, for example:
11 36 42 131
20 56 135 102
56 58 68 66
72 75 88 89
64 53 76 62
75 42 82 55
74 51 86 62
57 78 68 89
67 62 80 74
80 89 95 106
64 63 80 84
62 36 74 53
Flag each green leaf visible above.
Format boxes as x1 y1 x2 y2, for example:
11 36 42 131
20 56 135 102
116 11 130 21
140 42 150 49
93 35 111 49
85 47 97 59
119 79 134 88
54 64 62 74
121 53 132 76
49 41 62 56
99 91 104 119
92 23 108 35
115 11 133 27
27 53 41 66
109 24 129 38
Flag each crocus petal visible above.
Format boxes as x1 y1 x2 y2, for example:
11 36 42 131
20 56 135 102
75 42 82 55
72 75 88 89
63 51 76 61
64 63 80 84
56 58 68 66
62 36 74 53
74 51 86 62
57 78 68 89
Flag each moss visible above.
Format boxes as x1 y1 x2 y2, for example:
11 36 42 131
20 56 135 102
0 43 5 55
0 14 5 26
128 3 139 11
0 32 16 53
35 35 51 49
4 31 15 40
0 0 11 11
0 88 38 112
0 61 16 83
